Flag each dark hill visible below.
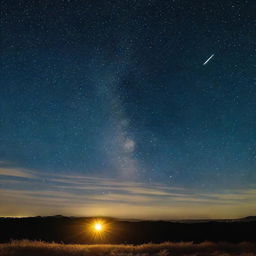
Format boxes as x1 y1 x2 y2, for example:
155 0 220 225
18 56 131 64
0 216 255 244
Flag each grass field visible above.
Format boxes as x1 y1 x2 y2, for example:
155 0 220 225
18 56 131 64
0 240 255 256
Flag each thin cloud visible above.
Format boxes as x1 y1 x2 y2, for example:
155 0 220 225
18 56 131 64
0 167 37 179
1 166 256 218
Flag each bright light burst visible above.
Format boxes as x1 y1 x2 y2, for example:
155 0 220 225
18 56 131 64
87 219 110 241
94 222 103 231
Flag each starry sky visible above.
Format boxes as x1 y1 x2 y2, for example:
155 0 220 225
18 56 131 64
0 0 256 219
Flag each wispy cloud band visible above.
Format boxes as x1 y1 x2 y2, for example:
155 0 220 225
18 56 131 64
0 165 256 219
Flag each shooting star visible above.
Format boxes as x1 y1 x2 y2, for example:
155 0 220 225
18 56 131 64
203 54 214 65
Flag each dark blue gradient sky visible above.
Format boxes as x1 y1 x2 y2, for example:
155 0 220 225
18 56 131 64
0 0 256 218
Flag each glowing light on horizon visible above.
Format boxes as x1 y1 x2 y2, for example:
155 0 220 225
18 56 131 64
94 222 103 231
88 219 109 240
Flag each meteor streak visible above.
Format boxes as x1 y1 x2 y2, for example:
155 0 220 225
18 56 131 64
203 54 214 65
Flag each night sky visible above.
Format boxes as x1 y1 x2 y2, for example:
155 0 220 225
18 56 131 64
0 0 256 219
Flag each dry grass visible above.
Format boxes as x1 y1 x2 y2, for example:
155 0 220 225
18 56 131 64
0 240 255 256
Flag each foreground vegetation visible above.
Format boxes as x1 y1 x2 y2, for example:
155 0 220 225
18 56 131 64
0 240 255 256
